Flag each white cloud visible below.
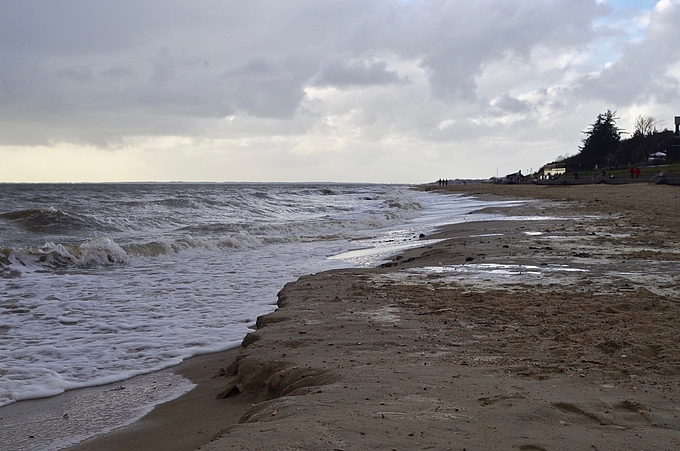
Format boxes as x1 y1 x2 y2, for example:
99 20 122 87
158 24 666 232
575 0 680 107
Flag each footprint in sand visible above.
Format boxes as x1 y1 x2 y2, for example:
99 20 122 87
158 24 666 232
519 445 548 451
552 400 655 429
551 402 611 426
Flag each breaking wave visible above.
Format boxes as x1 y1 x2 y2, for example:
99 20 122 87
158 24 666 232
1 238 128 271
0 232 273 273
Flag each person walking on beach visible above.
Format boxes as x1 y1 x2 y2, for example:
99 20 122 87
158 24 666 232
630 167 635 179
635 167 641 179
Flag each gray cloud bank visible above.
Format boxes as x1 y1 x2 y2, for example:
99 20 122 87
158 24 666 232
1 0 679 180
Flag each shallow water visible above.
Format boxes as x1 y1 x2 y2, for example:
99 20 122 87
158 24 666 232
0 371 193 451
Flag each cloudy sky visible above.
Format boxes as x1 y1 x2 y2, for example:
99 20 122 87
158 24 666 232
1 0 678 183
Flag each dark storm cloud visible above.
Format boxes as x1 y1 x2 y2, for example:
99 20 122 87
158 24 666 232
493 94 532 114
311 57 406 87
221 59 308 118
0 1 158 55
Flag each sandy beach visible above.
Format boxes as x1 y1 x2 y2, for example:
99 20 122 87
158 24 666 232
64 183 680 450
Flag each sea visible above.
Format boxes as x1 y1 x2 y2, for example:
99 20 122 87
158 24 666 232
0 182 517 449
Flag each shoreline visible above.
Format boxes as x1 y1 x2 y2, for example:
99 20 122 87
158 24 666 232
63 348 248 451
9 183 680 450
0 348 245 451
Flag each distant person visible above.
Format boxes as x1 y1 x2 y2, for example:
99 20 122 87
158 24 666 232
574 171 579 180
635 167 641 179
630 167 635 179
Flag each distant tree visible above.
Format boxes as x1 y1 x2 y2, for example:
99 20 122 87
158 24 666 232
619 132 645 164
575 110 622 169
634 114 664 137
627 115 671 163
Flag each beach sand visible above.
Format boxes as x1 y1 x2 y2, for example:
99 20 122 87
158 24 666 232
64 183 680 450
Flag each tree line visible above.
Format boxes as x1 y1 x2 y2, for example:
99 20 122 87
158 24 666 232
559 110 676 171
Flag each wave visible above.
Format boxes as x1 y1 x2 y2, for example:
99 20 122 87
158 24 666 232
1 238 128 272
149 198 199 209
0 185 428 275
0 232 268 273
0 225 355 274
0 208 118 234
0 185 423 240
175 193 424 239
124 233 265 257
177 223 243 234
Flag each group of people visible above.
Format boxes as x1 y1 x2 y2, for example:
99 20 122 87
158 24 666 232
437 179 449 186
630 167 641 178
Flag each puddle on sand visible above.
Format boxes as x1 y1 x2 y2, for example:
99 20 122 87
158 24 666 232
371 260 679 299
412 263 588 278
370 263 590 292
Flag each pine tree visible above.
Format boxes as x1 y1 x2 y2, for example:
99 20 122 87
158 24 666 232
577 110 621 169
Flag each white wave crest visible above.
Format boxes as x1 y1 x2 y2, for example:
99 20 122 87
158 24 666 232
4 238 128 271
78 238 128 265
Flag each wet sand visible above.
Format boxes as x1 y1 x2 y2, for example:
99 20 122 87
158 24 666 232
60 349 245 451
47 184 680 449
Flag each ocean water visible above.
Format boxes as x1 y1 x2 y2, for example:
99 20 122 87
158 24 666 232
0 183 515 411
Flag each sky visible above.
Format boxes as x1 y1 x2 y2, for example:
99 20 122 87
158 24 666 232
1 0 679 183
